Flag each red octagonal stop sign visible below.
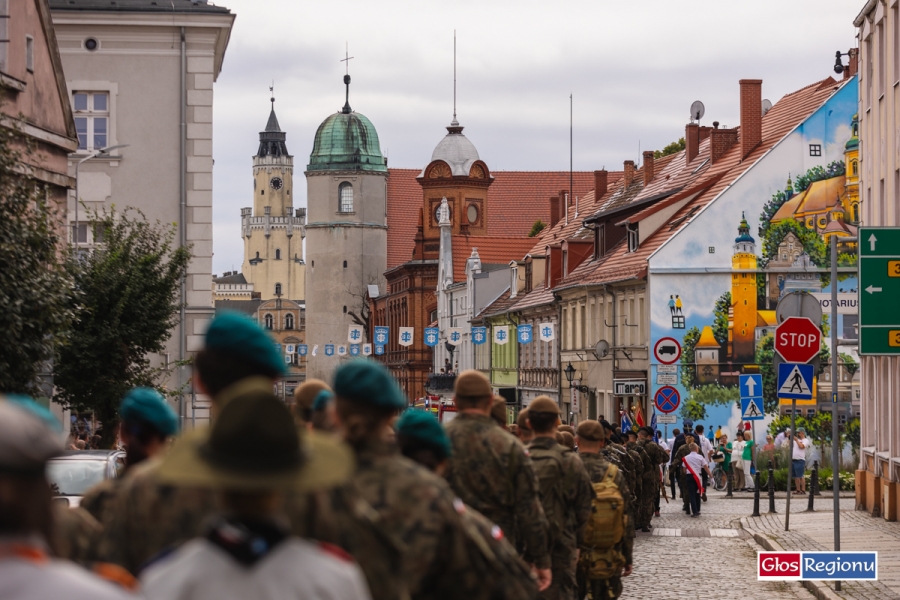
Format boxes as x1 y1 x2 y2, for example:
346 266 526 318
774 316 821 363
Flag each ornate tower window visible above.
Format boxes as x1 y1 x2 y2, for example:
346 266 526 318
275 249 281 260
339 182 353 213
275 283 282 296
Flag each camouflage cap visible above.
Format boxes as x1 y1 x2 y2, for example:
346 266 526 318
576 420 605 442
528 395 559 415
120 387 178 437
205 311 286 376
454 370 493 400
333 360 407 409
395 410 452 459
293 378 332 414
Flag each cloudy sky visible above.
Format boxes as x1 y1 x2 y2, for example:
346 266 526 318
211 0 857 274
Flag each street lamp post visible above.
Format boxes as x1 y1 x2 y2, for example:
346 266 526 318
71 144 128 247
564 362 589 393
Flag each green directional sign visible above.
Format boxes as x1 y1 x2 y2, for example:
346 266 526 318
859 227 900 355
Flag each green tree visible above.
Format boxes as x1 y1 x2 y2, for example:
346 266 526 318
654 137 685 159
759 219 828 269
844 417 860 463
712 292 731 347
681 399 706 422
528 220 546 237
53 207 191 445
0 124 72 395
680 326 701 389
687 384 740 407
840 353 859 377
758 161 845 239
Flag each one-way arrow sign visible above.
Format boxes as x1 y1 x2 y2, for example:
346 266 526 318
739 374 762 398
866 285 883 294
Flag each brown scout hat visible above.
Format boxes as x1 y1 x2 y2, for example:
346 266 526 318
293 378 332 416
528 395 559 415
454 370 493 400
559 431 575 450
576 420 605 442
558 424 575 436
516 409 532 432
490 396 508 427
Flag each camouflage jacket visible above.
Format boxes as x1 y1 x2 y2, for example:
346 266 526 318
577 452 634 565
527 437 594 549
444 413 550 568
604 444 636 498
626 441 653 478
673 443 693 469
80 475 125 527
350 439 523 599
637 439 669 474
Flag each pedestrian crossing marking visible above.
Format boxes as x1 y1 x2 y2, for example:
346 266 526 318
776 363 814 400
741 397 764 420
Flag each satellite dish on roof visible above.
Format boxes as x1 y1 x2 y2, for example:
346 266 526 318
594 339 610 359
690 100 705 123
762 99 773 116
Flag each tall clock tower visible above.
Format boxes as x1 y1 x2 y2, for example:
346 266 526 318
241 97 306 300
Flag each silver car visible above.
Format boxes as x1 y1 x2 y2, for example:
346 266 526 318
46 450 126 507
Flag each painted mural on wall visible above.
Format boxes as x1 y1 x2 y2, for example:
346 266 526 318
648 79 859 439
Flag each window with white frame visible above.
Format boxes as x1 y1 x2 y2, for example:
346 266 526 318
73 92 108 151
627 225 639 253
339 182 353 213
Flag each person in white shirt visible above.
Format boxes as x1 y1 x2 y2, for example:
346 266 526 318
774 428 790 449
140 389 370 600
681 443 711 517
730 431 746 492
790 428 809 494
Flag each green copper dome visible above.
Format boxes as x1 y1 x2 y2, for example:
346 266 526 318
307 111 387 173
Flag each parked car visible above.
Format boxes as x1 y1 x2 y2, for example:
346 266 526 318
46 450 126 507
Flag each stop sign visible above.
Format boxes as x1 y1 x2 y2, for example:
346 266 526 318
774 316 821 363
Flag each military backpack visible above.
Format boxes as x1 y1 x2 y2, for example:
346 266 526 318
527 443 568 546
578 464 626 580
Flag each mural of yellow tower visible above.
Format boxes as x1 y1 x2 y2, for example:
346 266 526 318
843 112 859 223
729 213 757 367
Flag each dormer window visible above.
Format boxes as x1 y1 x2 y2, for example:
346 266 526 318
627 225 639 253
510 264 519 298
594 224 606 259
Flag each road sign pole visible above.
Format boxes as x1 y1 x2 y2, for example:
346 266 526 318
786 398 795 532
830 234 842 593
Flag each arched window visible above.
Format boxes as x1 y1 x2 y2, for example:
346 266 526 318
339 182 353 213
852 203 860 222
264 314 273 330
285 313 294 330
255 251 260 259
852 161 858 176
275 283 282 296
275 249 281 260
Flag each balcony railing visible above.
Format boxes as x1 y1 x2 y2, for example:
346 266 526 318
426 373 456 392
519 368 559 390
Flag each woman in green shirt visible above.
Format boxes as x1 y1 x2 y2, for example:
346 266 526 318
742 434 755 491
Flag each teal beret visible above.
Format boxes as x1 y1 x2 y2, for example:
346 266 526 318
120 388 179 437
396 410 452 459
5 394 62 433
206 311 286 376
332 360 407 409
312 389 334 412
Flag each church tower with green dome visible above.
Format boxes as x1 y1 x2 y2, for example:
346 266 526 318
304 74 388 379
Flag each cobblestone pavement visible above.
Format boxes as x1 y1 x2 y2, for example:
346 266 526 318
619 490 816 599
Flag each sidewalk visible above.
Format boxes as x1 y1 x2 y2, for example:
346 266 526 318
742 510 900 600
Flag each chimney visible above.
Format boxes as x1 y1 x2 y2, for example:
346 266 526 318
594 169 608 197
643 151 655 184
685 123 700 165
698 126 712 141
848 48 859 78
623 160 635 186
710 128 739 164
739 79 763 160
549 196 560 228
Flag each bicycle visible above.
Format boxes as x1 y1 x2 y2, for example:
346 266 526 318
711 464 729 491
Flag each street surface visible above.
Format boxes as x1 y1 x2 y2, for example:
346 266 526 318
621 489 882 600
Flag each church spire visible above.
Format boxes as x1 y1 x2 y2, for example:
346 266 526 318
265 85 281 132
341 44 354 114
447 31 463 135
257 86 288 158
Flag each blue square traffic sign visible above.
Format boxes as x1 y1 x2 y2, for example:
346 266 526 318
739 374 763 399
776 363 814 400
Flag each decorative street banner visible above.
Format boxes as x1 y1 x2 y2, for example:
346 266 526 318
297 344 308 357
373 326 389 346
324 344 334 357
517 325 533 344
362 344 372 356
398 327 414 347
424 327 439 347
285 355 292 364
538 323 555 342
472 327 487 345
337 345 347 357
312 344 318 357
494 326 509 345
286 344 295 354
447 327 464 346
349 344 360 356
348 325 364 344
375 345 385 355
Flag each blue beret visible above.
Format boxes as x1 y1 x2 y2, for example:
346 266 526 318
332 360 407 409
5 394 62 432
396 410 452 459
312 389 334 412
120 388 179 437
683 419 694 429
205 311 286 376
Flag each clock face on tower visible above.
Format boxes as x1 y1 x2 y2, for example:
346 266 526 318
270 177 284 191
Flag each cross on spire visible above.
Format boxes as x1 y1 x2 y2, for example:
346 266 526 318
341 43 354 114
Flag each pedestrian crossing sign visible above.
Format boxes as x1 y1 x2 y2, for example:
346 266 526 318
776 363 814 400
740 397 764 420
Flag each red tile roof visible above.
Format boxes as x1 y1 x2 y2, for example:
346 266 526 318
385 169 600 270
508 286 555 312
554 76 842 292
451 235 536 283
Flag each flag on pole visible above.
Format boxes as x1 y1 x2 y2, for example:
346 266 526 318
620 410 632 435
634 403 645 428
650 412 658 442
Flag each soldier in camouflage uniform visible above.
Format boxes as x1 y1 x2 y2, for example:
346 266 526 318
526 396 594 600
624 431 653 532
332 360 522 599
636 426 668 532
599 421 638 530
574 421 633 600
672 434 696 514
99 313 404 600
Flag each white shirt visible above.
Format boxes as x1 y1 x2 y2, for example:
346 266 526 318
682 452 708 484
141 536 372 600
698 436 713 458
774 432 787 448
792 437 808 461
731 440 745 465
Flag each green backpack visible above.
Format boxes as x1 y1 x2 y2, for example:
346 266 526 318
578 464 627 579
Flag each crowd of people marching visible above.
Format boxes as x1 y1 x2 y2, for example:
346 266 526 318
0 311 725 600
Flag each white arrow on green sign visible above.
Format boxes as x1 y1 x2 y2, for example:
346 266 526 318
859 227 900 355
